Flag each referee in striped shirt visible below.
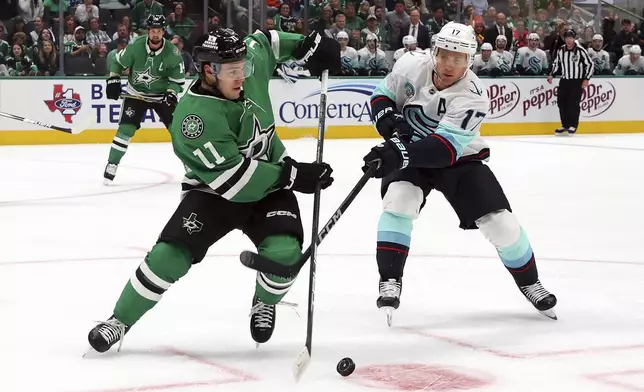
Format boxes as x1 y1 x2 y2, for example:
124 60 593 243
547 29 594 135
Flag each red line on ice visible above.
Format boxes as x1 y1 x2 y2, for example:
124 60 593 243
587 369 644 392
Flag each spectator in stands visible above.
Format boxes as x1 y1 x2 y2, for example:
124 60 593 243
506 4 524 30
5 44 37 76
12 32 28 47
601 11 618 48
29 17 56 46
491 35 513 74
329 0 342 18
568 8 589 35
111 24 138 48
544 18 565 60
67 26 91 57
208 15 220 31
75 0 99 24
484 12 512 45
337 30 359 76
535 26 546 48
121 15 134 35
463 0 488 17
512 19 528 50
531 9 552 34
42 0 70 26
399 9 428 49
95 43 108 59
344 3 364 31
86 17 111 49
309 0 326 20
374 5 385 25
275 3 297 32
578 26 594 48
170 35 194 76
556 8 569 24
167 2 195 42
610 19 639 60
295 18 305 33
405 0 429 16
361 15 385 47
131 0 164 33
350 29 361 49
358 1 371 21
266 18 275 29
357 33 388 75
472 43 498 75
426 5 446 37
474 17 485 49
266 0 280 17
614 44 644 75
588 34 612 74
464 5 475 27
7 16 27 46
62 16 77 47
17 0 44 24
33 39 58 75
0 23 8 56
107 37 127 71
313 5 334 31
484 6 496 28
386 0 410 35
329 13 348 39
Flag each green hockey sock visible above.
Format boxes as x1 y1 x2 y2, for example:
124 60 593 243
108 125 137 165
114 242 192 326
255 235 302 305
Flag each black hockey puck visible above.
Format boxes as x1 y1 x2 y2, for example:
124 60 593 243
336 357 356 377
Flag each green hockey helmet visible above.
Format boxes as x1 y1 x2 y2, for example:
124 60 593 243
193 28 252 78
146 14 166 29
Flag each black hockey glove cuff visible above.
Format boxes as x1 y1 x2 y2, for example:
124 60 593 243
279 157 334 194
163 90 178 107
362 137 410 178
371 96 412 142
293 31 341 77
106 76 122 100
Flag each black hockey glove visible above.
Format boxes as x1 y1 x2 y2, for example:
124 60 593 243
279 157 334 194
293 31 341 77
163 90 178 107
362 137 410 179
489 67 502 77
106 76 122 100
626 69 638 75
373 107 413 142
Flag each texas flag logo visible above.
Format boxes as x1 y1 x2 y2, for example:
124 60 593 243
45 84 82 123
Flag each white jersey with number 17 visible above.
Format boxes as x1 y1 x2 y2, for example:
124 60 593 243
371 50 490 162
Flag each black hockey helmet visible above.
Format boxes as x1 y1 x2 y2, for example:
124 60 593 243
563 29 576 38
192 28 247 73
146 14 166 29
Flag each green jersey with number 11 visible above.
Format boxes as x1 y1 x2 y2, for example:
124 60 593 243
170 30 305 203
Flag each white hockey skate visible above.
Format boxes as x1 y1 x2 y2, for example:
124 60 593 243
519 280 558 320
103 163 118 185
376 278 402 327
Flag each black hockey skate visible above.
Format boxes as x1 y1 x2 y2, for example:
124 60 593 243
250 295 276 346
103 163 118 185
87 316 130 353
518 280 558 320
554 127 566 136
377 278 402 327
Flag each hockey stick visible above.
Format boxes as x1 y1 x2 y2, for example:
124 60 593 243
0 111 73 133
292 69 329 382
239 163 376 278
121 93 163 103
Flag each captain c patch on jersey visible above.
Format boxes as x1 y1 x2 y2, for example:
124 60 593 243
181 115 204 139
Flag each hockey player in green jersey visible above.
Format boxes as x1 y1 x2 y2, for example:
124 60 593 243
87 28 341 353
103 14 185 185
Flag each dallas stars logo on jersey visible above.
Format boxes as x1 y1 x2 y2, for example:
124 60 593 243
240 115 276 160
133 58 161 88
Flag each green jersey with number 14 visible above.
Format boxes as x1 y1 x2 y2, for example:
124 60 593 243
170 30 305 203
110 35 186 98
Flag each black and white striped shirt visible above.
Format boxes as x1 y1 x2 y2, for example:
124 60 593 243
551 43 594 80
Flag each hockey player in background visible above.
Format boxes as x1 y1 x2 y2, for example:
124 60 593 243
103 14 185 185
362 22 557 326
471 42 499 75
338 31 359 76
587 34 612 75
393 35 423 63
491 35 514 75
614 44 644 75
87 28 340 353
358 33 389 76
514 33 548 75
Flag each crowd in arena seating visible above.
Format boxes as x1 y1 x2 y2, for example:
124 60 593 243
0 0 643 77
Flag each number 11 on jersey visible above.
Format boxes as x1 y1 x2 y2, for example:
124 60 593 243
193 141 226 168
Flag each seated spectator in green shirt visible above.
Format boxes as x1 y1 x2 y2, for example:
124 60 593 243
167 2 195 42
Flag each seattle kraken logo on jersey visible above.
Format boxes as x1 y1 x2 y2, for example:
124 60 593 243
528 55 542 73
403 105 440 141
593 56 605 71
499 57 511 73
368 56 380 70
240 115 275 160
341 56 354 68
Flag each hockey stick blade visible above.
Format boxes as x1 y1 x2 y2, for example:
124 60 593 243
238 164 376 278
292 346 311 382
0 111 72 133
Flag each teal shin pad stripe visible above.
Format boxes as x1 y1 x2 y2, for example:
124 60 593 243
377 211 413 247
498 228 533 268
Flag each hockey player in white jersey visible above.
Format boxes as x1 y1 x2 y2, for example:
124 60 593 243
363 22 557 326
393 35 423 63
471 42 499 75
491 35 514 75
587 34 612 75
357 33 389 76
614 44 644 75
514 33 548 75
338 31 359 76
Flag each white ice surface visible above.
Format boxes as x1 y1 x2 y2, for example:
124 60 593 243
1 135 644 392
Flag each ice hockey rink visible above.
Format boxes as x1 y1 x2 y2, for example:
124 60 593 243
2 134 644 392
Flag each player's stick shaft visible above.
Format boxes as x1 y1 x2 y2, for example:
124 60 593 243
121 93 162 103
293 69 329 382
0 111 72 133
